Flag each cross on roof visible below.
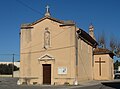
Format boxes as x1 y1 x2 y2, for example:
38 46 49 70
45 5 50 17
46 5 49 13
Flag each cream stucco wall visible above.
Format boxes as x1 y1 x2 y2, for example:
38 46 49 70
94 54 114 80
20 18 77 85
78 39 93 82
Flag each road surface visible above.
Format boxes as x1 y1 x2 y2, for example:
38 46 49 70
0 78 120 89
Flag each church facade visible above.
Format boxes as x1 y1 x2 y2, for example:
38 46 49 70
19 6 114 85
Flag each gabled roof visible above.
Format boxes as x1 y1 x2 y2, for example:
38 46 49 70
77 29 98 48
21 16 74 29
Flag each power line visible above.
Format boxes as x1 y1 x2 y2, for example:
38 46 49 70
0 54 19 56
20 26 74 55
15 0 44 16
21 45 75 55
21 27 69 50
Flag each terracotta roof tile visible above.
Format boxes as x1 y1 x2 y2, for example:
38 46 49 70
93 48 114 55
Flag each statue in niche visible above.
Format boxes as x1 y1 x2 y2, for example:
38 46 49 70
44 28 50 49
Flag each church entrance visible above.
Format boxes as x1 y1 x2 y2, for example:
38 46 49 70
43 64 51 84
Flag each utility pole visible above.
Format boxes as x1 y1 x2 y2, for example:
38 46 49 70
12 54 15 78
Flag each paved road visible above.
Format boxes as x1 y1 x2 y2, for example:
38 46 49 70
101 81 120 89
0 84 119 89
0 78 120 89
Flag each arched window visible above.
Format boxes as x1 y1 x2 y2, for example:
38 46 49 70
44 28 50 49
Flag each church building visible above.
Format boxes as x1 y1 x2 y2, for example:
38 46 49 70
19 6 114 85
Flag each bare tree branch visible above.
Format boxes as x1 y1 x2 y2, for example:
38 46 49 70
110 37 116 51
110 36 120 57
97 32 106 48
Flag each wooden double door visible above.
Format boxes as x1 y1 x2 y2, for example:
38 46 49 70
43 64 51 84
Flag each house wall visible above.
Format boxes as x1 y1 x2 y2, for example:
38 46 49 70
94 54 114 80
108 56 114 80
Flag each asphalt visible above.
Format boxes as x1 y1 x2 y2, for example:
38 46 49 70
0 77 101 86
0 78 120 89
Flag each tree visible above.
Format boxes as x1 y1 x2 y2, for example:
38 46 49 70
97 32 120 70
97 32 120 57
0 64 19 75
114 60 120 70
110 37 120 57
97 32 106 48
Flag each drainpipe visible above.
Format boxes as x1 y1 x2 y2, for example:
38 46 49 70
74 24 79 85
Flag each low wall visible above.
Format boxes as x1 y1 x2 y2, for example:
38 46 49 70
0 75 12 77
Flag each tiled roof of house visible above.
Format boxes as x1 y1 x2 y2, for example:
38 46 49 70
93 48 114 55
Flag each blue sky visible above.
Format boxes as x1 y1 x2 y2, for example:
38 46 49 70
0 0 120 61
